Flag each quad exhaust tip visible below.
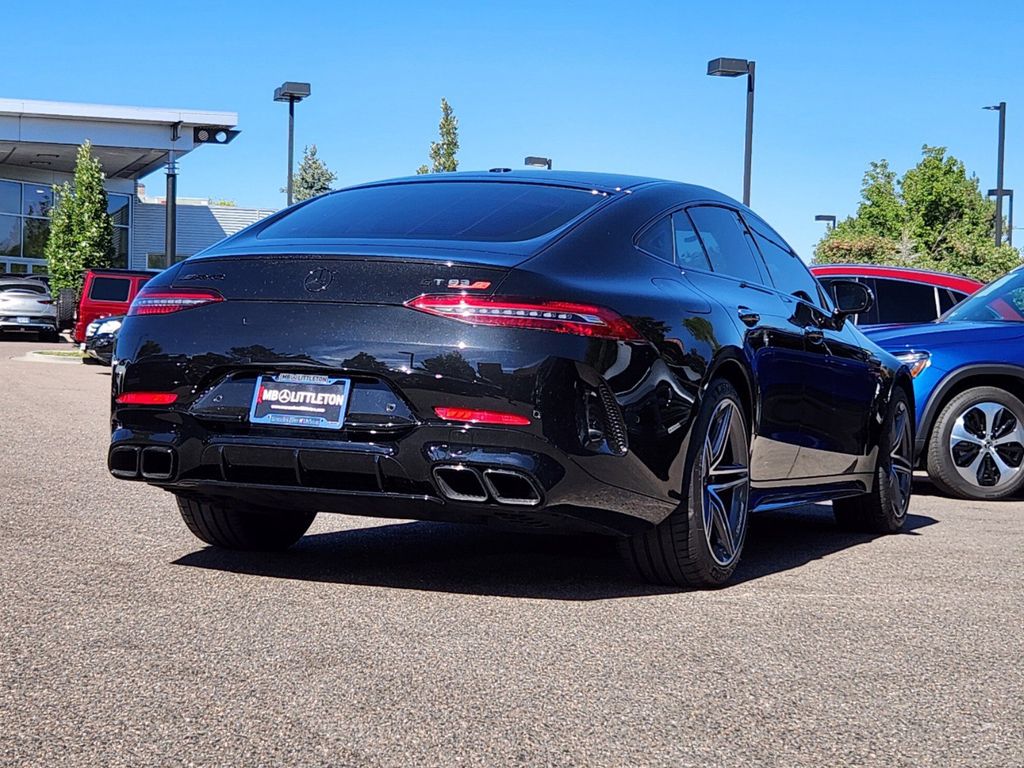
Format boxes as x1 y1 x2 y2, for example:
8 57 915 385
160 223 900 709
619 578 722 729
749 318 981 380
109 445 177 480
432 465 541 506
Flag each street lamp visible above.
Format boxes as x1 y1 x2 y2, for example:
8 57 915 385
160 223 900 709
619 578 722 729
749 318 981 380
988 188 1014 247
524 156 552 170
707 57 756 206
984 102 1007 247
815 214 837 231
274 81 312 206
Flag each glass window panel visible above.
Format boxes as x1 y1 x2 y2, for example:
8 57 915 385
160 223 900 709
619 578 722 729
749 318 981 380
687 206 765 284
0 181 19 214
8 262 28 274
672 213 711 270
23 218 50 259
0 214 21 256
22 185 53 217
108 194 131 226
148 253 168 271
636 217 673 261
89 277 131 302
112 227 129 269
30 263 47 275
256 182 604 243
751 231 823 307
872 279 938 324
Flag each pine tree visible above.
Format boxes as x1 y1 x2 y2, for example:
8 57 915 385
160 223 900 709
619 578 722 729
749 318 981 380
292 145 337 202
45 141 115 293
417 98 459 173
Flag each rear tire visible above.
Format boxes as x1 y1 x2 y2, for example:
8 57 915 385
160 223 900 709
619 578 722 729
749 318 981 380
620 378 751 588
833 388 912 533
176 496 316 550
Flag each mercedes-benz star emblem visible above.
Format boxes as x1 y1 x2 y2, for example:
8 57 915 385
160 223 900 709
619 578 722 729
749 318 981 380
303 267 335 293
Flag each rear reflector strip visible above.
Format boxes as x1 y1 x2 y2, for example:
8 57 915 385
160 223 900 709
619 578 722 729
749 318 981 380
405 295 641 340
434 407 530 426
128 289 224 316
116 392 178 405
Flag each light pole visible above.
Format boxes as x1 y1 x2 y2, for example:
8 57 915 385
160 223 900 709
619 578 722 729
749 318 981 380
708 57 756 206
525 156 552 170
984 102 1007 247
815 214 837 232
274 81 311 206
988 188 1014 247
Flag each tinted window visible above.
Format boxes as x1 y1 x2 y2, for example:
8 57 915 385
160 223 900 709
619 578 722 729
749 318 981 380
673 213 711 270
751 231 822 306
0 281 46 294
636 217 673 261
256 182 605 243
89 277 131 303
0 181 18 215
873 279 937 324
687 206 765 283
939 288 967 314
22 185 52 217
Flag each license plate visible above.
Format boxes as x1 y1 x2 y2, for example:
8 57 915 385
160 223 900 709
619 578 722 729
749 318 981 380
249 373 351 430
15 316 30 323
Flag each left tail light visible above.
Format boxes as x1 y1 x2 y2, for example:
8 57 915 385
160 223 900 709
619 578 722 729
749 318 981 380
128 288 224 316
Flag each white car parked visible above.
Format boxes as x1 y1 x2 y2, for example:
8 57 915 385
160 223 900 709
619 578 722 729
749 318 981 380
0 278 58 339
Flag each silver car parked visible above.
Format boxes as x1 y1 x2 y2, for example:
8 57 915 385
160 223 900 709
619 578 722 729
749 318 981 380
0 278 58 339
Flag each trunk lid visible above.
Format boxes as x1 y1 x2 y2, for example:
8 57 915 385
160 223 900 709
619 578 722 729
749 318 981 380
171 254 512 304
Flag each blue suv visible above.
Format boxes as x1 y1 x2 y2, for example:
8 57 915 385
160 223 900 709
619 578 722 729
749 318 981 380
866 267 1024 500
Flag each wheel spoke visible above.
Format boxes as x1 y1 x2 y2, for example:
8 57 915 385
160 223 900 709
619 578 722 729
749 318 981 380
707 407 732 467
975 403 1004 438
707 491 735 559
989 449 1021 480
950 420 984 446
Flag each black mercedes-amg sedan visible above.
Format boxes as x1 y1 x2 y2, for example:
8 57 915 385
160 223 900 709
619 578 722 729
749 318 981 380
108 171 914 587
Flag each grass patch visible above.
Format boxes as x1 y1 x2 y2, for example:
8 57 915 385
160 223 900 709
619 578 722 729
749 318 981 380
34 349 85 358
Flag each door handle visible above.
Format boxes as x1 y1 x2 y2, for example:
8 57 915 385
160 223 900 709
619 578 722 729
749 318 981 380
737 307 760 327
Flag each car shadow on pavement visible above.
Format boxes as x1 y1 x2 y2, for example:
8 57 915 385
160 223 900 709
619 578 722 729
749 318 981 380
172 504 937 600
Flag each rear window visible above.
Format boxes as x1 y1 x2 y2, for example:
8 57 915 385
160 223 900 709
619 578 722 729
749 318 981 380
89 277 131 303
0 281 46 294
255 182 605 243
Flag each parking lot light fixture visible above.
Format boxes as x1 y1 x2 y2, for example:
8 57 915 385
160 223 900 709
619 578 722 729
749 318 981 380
815 214 837 231
984 102 1007 246
707 57 756 206
274 81 312 206
525 156 553 170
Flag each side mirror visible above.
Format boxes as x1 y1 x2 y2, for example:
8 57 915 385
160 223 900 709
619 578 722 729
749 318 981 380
828 279 874 325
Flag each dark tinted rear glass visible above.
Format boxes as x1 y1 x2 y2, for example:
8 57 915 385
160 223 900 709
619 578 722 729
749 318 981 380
0 281 46 294
89 277 131 303
256 182 605 243
873 279 937 324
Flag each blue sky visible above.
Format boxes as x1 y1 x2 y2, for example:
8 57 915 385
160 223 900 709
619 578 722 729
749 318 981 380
8 0 1022 259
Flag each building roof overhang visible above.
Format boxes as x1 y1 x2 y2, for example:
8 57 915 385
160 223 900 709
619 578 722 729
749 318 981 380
0 98 238 180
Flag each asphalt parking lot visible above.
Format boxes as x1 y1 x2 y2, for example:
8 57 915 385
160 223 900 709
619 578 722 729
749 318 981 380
1 338 1021 768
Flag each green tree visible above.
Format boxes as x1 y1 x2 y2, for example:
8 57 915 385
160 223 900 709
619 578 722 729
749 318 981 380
416 98 459 174
291 144 337 201
815 146 1020 283
45 141 115 293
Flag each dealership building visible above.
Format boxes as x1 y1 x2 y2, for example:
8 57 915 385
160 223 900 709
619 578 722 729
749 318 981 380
0 98 274 275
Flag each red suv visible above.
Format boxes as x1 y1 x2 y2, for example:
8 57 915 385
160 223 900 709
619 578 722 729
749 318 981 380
72 269 152 343
811 264 983 325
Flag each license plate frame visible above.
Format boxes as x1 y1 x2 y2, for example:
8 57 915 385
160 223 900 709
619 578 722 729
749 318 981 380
249 373 351 430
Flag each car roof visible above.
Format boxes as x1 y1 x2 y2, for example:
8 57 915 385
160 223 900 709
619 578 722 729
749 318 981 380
809 263 984 292
336 169 737 203
0 277 47 287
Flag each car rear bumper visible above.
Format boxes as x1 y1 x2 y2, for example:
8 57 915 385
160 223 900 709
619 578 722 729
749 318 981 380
0 318 56 332
108 416 676 536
